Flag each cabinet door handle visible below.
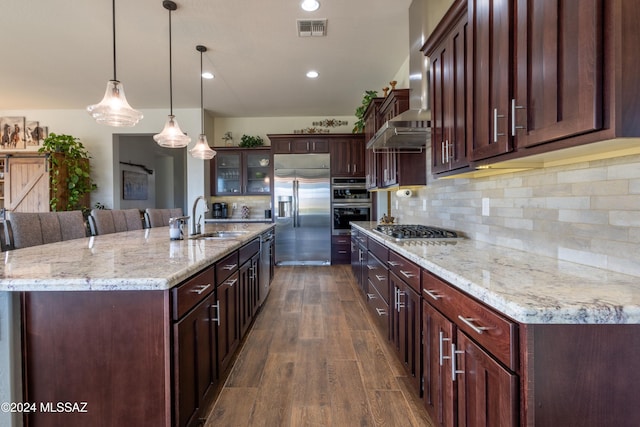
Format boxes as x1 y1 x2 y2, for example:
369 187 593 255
387 261 400 267
338 250 347 254
423 289 442 301
366 265 376 270
366 293 376 300
400 270 415 279
375 308 387 316
457 315 490 335
375 275 386 281
211 302 220 325
439 331 451 366
511 98 525 136
190 283 212 295
225 278 238 287
397 290 405 312
451 343 465 381
441 141 445 164
223 263 237 270
347 164 351 173
307 141 310 151
353 164 357 174
493 108 505 142
445 140 450 163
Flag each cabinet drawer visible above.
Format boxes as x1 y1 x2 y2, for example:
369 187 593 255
172 267 215 320
422 271 518 370
216 251 239 284
239 238 260 265
367 254 389 303
365 279 389 339
368 238 388 263
388 251 421 294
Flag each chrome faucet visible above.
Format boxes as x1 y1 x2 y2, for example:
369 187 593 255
191 196 209 235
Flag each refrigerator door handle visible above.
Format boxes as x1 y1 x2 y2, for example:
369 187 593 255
293 179 299 228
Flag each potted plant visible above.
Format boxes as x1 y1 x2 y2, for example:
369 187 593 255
352 90 378 133
239 134 265 148
38 133 97 212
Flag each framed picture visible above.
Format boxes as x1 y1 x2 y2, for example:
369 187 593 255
0 116 26 150
25 121 47 146
122 170 148 200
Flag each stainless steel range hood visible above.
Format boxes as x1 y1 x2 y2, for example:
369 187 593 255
366 108 431 152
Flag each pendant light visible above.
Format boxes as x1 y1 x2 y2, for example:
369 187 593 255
189 45 217 160
154 0 191 148
87 0 143 127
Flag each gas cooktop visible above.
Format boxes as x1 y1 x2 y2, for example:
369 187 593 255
375 224 459 239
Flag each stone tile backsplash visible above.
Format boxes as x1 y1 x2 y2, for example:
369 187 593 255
391 151 640 277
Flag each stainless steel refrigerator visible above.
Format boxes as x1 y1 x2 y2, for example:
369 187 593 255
274 153 331 265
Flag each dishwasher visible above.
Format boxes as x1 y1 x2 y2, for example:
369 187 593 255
259 228 274 304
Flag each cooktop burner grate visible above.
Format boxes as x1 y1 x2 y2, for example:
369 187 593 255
375 224 458 239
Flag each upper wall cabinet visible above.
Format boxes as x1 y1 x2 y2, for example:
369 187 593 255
211 148 272 196
424 1 470 174
269 136 329 154
513 0 603 148
429 0 640 173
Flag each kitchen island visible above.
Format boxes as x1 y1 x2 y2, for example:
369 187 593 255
350 221 640 427
0 222 273 427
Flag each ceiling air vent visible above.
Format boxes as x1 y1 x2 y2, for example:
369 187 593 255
297 19 327 37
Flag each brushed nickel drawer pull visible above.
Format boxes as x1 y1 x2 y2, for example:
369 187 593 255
457 315 490 335
400 270 415 279
225 278 238 287
366 293 376 300
223 263 237 270
423 289 442 301
388 261 400 267
190 284 211 295
366 265 376 270
375 275 386 281
375 308 387 316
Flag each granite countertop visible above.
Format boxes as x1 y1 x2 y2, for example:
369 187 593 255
351 222 640 325
0 223 273 292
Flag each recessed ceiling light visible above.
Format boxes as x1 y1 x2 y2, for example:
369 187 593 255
202 72 214 79
306 70 319 78
301 0 320 12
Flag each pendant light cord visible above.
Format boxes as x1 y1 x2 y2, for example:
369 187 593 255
200 50 204 134
168 6 174 116
112 0 117 80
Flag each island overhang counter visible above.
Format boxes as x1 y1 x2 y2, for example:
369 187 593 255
0 222 273 427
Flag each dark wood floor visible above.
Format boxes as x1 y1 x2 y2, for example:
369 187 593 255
204 265 435 426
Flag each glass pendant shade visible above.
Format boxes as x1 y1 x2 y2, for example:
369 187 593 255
87 80 143 127
189 134 216 159
153 115 191 148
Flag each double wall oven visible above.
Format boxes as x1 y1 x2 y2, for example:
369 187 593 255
331 177 371 235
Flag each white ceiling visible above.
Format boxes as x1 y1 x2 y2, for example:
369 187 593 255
1 0 412 118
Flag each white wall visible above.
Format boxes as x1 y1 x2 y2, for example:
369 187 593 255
0 108 206 214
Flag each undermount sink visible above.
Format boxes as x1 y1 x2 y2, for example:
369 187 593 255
190 230 250 239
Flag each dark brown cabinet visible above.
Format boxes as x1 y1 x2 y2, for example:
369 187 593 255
211 148 271 196
238 238 260 339
174 292 217 427
422 270 519 427
330 135 365 177
350 230 367 293
215 251 240 374
423 301 456 427
365 239 390 339
363 98 385 189
269 136 329 154
388 251 422 392
425 2 469 174
513 0 603 148
455 331 518 427
331 235 351 264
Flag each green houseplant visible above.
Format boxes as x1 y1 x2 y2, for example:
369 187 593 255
239 134 264 148
352 90 378 133
38 133 97 212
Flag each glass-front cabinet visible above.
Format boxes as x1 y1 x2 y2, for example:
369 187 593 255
212 148 271 196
